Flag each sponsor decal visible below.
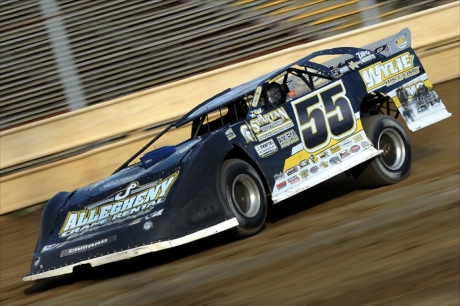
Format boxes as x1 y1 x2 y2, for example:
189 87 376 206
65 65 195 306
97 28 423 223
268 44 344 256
276 181 287 190
252 86 262 107
341 139 353 147
249 108 263 118
352 134 364 143
299 159 309 168
299 169 309 178
42 242 70 253
331 65 350 77
339 66 350 74
320 161 328 168
242 106 294 142
339 149 351 160
329 157 341 165
384 67 419 88
350 145 360 153
60 235 116 257
375 44 390 56
288 175 300 185
274 172 285 181
347 52 376 71
330 145 342 154
143 221 153 231
240 123 257 142
59 172 179 238
359 52 418 91
390 78 442 122
319 150 330 159
309 154 319 164
115 182 138 201
396 36 407 48
145 208 164 220
356 50 376 64
254 138 278 158
331 68 342 78
310 166 319 174
348 61 360 70
286 166 298 176
277 129 300 149
361 141 372 148
225 128 236 140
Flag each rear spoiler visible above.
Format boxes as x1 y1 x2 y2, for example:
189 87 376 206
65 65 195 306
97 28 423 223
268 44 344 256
322 28 412 68
362 28 412 56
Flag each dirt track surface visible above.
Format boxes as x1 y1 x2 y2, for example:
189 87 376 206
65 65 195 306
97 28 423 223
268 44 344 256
1 79 459 305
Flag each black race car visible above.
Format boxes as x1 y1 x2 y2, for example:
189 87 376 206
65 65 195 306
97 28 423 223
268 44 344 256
23 28 451 281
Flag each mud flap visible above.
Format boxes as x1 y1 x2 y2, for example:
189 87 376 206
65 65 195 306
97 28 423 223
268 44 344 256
387 74 452 132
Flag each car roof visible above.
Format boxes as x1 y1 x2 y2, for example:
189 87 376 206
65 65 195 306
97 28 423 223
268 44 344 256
175 47 380 127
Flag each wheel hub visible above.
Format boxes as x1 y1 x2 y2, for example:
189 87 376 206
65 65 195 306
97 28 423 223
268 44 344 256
232 174 260 218
378 128 406 170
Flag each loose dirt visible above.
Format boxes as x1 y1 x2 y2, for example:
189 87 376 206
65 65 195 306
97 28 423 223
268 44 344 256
1 79 458 305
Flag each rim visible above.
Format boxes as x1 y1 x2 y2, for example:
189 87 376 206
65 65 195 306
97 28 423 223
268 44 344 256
377 128 406 170
231 174 260 218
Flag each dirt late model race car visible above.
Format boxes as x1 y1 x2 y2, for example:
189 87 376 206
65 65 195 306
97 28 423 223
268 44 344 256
23 28 451 281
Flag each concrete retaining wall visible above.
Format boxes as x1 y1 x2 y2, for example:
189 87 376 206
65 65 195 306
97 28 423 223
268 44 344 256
1 2 458 214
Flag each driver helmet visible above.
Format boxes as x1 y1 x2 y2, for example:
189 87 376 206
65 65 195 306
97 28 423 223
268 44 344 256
267 83 286 106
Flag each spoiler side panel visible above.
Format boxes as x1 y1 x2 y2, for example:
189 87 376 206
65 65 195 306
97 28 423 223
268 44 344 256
360 28 451 131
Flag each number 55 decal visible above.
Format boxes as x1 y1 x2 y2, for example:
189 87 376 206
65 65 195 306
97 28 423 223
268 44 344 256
293 80 356 152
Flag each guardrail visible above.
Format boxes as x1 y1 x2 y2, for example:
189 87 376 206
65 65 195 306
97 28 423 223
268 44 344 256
1 2 459 214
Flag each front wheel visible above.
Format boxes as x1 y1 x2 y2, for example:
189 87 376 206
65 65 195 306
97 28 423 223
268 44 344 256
352 115 411 187
221 159 267 237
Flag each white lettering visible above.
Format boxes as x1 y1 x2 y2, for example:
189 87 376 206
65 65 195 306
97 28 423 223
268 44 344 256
75 212 89 227
60 172 179 237
99 205 111 219
62 213 78 232
121 197 135 211
360 52 415 91
110 202 122 215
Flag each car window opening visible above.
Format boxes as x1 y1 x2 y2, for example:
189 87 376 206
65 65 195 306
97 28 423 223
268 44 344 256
191 99 250 137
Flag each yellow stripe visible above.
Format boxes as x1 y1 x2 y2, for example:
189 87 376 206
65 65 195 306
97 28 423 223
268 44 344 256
256 0 289 10
309 9 360 25
269 0 325 16
309 1 384 25
379 8 404 18
232 0 255 5
424 78 433 89
393 96 402 108
332 20 360 31
283 119 364 171
288 0 358 22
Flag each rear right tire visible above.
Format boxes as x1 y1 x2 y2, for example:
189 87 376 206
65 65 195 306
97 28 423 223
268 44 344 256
352 115 411 187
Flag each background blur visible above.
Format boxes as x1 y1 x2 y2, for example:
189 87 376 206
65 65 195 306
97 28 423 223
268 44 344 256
0 0 454 131
1 1 459 305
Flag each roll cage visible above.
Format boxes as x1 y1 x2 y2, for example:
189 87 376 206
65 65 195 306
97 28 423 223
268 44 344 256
114 47 389 174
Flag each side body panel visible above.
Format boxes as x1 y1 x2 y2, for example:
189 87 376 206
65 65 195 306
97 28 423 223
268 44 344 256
227 45 450 203
359 49 451 131
227 78 380 203
26 132 235 279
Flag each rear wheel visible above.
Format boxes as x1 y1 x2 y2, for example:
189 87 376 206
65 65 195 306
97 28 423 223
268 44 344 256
352 115 411 187
221 159 267 237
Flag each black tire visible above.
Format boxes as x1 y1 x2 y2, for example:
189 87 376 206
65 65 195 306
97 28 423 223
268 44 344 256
352 115 411 187
221 159 267 237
